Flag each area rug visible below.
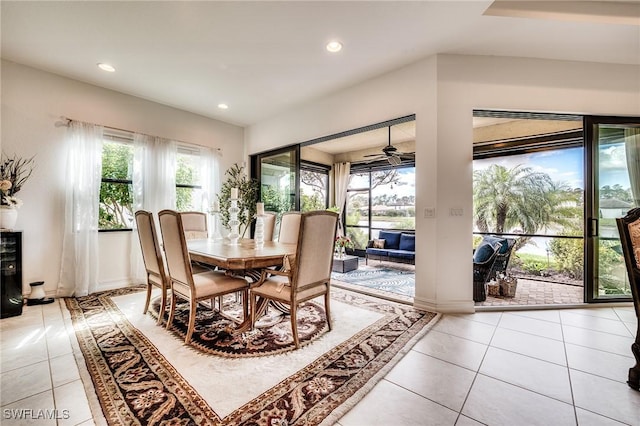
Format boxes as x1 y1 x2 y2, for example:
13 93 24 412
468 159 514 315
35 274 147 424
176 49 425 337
148 297 329 357
65 286 438 426
331 263 415 298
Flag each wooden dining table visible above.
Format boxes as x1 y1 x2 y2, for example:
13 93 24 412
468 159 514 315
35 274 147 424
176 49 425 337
188 238 296 274
187 238 296 331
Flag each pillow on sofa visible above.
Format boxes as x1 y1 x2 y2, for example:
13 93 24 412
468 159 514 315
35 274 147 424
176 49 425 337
473 242 497 263
373 238 385 249
399 233 415 252
482 235 509 254
378 231 401 249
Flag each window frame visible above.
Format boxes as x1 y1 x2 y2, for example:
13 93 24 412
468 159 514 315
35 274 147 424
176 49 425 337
99 134 135 232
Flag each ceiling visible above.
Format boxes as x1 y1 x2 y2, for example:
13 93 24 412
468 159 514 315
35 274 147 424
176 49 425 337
2 1 639 127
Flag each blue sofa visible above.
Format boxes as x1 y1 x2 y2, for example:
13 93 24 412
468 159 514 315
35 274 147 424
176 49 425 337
366 230 415 265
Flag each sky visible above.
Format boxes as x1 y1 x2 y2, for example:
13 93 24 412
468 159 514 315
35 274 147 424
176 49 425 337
474 144 632 191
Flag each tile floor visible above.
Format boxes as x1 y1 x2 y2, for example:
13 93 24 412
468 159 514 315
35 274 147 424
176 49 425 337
1 299 640 425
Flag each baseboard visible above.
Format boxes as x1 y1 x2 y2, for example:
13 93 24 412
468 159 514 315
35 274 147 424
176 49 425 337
98 278 140 292
413 296 475 314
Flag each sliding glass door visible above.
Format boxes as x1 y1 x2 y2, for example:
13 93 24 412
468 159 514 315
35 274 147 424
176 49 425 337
585 116 640 302
252 145 300 215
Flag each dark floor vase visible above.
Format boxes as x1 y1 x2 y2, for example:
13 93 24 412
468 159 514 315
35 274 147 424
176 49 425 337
616 207 640 391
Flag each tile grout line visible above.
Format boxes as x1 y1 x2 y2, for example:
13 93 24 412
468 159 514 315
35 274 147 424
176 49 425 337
452 312 502 426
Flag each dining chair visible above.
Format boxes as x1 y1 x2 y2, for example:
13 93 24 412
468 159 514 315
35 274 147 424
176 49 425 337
134 210 169 325
262 211 277 242
180 211 208 239
158 209 250 344
179 211 215 275
250 210 338 348
277 211 302 244
615 207 640 391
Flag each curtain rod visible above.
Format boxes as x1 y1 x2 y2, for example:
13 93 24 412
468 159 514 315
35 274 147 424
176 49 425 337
55 116 222 154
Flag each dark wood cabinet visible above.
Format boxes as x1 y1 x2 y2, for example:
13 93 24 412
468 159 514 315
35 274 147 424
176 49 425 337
1 231 23 318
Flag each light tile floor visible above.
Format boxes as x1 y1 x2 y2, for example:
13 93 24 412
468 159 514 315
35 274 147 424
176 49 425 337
1 299 639 425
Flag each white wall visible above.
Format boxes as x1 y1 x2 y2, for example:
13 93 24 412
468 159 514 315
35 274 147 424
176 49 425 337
1 60 245 296
246 54 640 313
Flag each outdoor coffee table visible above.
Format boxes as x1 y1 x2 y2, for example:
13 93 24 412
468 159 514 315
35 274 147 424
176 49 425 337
332 255 359 273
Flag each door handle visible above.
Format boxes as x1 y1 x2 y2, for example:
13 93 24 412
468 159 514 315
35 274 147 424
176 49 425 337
588 218 599 237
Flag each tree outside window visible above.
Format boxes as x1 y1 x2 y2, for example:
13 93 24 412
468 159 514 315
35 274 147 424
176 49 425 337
99 140 133 230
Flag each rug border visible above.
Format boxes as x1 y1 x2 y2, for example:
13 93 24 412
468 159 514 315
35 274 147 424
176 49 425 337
64 286 440 426
60 298 109 426
317 310 441 426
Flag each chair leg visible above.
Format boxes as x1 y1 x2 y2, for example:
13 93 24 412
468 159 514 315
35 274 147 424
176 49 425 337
166 292 177 330
185 298 197 344
143 282 152 314
157 287 167 325
324 291 332 331
291 304 299 349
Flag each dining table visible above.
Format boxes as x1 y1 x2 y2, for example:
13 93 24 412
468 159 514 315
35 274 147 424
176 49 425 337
187 238 297 332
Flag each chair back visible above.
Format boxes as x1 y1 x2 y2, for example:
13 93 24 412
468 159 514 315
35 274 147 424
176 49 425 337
134 210 166 281
180 211 208 240
292 211 339 290
278 211 302 244
263 211 277 242
158 210 194 293
616 207 640 320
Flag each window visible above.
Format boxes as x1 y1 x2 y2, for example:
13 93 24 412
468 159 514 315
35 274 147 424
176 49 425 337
300 161 330 212
345 166 416 250
176 147 204 212
99 139 134 230
99 137 206 230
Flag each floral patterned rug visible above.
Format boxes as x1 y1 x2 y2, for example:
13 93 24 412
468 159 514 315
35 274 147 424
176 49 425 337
65 286 438 426
148 296 329 357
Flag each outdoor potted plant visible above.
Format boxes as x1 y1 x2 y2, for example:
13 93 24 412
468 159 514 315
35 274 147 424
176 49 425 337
217 163 259 237
0 153 35 230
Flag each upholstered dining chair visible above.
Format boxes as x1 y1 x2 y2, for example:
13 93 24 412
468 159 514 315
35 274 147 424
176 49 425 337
158 209 250 344
134 210 170 325
180 211 208 239
277 211 302 244
250 210 338 349
615 207 640 391
262 211 277 242
179 211 215 275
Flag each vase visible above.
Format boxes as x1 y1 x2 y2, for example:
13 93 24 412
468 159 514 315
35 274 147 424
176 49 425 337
337 246 345 259
0 207 18 230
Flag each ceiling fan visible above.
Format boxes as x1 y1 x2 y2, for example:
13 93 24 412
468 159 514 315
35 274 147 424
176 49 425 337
362 126 415 166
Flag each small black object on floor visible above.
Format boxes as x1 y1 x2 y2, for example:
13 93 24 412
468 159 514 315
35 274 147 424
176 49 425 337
27 281 55 306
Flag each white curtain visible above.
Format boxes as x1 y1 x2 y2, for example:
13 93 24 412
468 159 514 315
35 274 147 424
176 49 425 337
202 147 222 237
57 122 104 297
129 134 177 281
333 162 351 237
624 128 640 207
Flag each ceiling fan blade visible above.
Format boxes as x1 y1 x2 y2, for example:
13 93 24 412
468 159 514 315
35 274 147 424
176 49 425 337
363 153 384 158
399 152 415 158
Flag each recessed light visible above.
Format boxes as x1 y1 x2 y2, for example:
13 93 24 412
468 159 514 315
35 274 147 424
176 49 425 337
326 41 342 53
97 63 116 72
218 103 229 110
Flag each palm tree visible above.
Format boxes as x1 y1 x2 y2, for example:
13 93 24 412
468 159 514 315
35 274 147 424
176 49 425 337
473 164 575 249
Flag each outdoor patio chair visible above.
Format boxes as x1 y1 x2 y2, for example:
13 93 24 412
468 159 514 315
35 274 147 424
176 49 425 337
615 207 640 391
481 236 516 280
473 241 501 302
